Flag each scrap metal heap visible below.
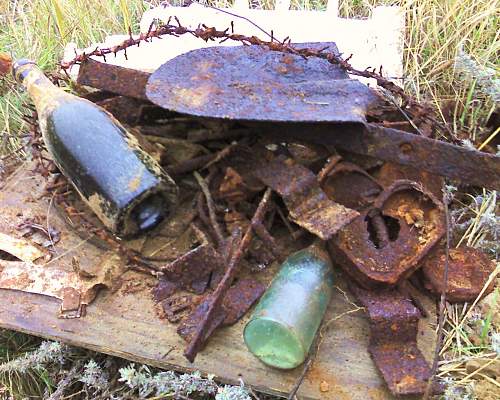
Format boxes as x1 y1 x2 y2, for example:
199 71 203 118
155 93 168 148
15 21 499 397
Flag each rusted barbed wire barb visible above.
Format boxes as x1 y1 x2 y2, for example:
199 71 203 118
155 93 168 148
59 18 443 132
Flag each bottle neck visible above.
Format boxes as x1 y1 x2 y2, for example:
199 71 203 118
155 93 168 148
13 62 65 113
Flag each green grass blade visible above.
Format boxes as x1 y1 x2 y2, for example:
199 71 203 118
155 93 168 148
49 0 67 42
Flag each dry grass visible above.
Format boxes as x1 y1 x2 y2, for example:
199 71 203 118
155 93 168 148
0 0 499 399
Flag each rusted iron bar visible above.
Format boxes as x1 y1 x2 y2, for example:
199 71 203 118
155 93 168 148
194 171 225 246
77 59 149 100
184 188 272 362
266 122 500 190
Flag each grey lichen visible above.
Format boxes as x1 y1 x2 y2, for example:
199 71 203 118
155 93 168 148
118 364 234 399
79 359 109 391
0 341 67 374
455 48 500 103
216 384 252 400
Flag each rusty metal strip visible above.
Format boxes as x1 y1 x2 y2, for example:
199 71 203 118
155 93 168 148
267 122 500 190
350 285 441 396
254 158 359 240
77 59 150 100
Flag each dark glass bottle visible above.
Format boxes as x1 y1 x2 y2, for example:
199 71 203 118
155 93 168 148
13 60 178 237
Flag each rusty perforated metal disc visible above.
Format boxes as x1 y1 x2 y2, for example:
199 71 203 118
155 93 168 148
146 43 379 123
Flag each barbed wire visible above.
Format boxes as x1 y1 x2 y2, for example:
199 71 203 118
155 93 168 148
60 17 445 134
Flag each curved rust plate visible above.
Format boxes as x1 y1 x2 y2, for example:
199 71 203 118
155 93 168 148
146 43 380 123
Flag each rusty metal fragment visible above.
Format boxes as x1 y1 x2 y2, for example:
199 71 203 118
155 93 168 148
421 246 496 302
320 161 382 210
152 279 178 302
374 161 443 199
221 278 266 326
177 297 225 343
161 294 194 323
177 278 265 341
328 180 445 288
161 242 223 294
59 287 85 319
254 157 359 240
350 285 439 396
96 95 147 125
285 142 330 169
272 122 500 190
154 139 206 168
77 59 150 100
218 167 258 204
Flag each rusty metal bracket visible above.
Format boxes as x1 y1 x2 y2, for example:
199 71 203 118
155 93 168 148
350 284 441 396
328 180 445 288
254 157 359 240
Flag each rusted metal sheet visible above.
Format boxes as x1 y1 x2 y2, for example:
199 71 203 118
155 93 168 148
96 95 147 125
161 242 223 295
146 44 381 123
350 285 439 396
422 246 496 303
177 278 265 343
221 278 265 326
328 180 445 288
320 161 382 210
374 162 443 199
269 122 500 190
254 157 359 240
77 59 150 100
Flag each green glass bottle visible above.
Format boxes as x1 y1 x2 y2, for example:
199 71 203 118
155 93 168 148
12 60 178 237
244 243 333 369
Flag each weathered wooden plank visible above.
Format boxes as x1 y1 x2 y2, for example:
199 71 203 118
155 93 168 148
0 165 437 399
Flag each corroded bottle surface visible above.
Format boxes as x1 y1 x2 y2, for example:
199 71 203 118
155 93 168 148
13 60 178 237
244 243 333 369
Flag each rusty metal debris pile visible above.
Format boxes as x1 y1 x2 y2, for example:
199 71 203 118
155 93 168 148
3 20 499 398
